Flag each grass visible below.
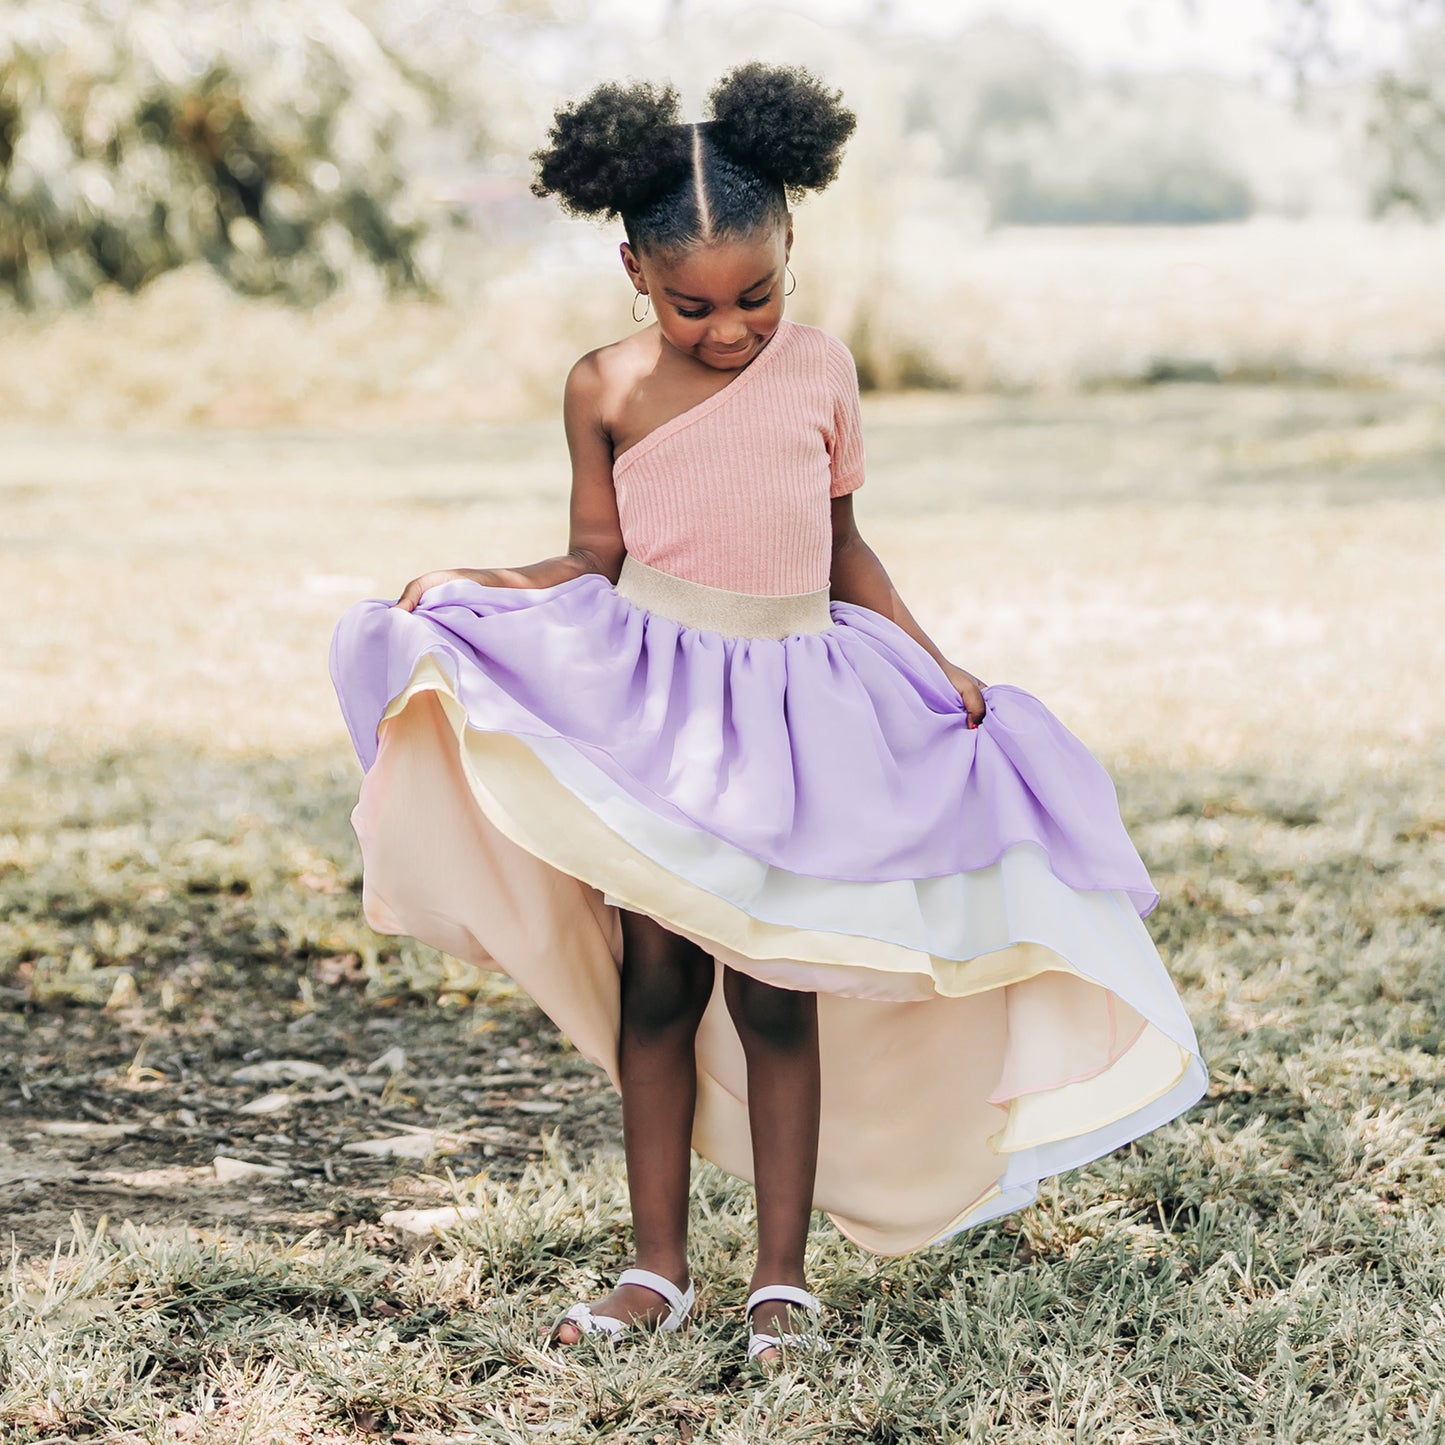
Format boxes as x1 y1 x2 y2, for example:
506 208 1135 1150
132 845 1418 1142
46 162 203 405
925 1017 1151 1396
1 375 1443 1439
5 882 1445 1445
1 744 1443 1441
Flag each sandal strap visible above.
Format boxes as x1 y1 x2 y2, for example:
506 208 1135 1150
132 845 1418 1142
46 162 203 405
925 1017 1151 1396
745 1284 821 1318
746 1285 829 1360
616 1267 694 1323
563 1301 627 1337
748 1329 831 1358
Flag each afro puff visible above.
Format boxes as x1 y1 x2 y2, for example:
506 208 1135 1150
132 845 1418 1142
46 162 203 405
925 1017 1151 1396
708 61 856 199
529 79 693 222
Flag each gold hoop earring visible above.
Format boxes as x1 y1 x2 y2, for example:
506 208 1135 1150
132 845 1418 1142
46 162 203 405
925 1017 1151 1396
632 291 651 322
785 265 796 296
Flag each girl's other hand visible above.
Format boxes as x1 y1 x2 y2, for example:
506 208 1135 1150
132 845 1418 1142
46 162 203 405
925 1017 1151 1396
392 568 501 611
938 659 988 729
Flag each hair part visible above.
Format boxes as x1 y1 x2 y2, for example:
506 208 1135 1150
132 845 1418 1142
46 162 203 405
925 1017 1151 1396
530 62 856 257
621 120 791 257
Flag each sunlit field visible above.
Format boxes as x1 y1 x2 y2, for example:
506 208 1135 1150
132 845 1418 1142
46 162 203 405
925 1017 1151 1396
2 372 1443 1437
4 375 1441 772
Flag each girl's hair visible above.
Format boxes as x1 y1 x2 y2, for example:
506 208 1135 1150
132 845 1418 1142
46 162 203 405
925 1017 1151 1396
530 62 856 255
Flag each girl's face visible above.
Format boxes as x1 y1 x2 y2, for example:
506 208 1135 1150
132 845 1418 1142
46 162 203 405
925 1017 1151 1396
621 221 793 372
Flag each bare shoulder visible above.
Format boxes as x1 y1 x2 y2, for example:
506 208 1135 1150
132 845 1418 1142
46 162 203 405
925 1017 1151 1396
562 345 605 413
567 330 660 431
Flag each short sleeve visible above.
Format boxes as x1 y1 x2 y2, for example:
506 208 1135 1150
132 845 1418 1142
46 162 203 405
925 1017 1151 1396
825 340 866 498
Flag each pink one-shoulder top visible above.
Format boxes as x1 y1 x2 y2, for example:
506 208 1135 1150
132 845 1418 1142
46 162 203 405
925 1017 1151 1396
611 318 866 596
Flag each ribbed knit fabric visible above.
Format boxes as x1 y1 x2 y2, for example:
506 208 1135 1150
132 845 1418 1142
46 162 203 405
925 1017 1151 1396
612 318 866 595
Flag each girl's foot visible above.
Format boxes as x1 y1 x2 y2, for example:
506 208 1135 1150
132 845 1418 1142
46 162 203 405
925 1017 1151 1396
553 1263 694 1344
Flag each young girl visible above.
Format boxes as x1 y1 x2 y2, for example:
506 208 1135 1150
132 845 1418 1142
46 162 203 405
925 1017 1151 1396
329 62 1207 1366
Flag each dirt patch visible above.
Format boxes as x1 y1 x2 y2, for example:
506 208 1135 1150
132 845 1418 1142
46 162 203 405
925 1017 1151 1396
1 966 621 1262
0 741 631 1264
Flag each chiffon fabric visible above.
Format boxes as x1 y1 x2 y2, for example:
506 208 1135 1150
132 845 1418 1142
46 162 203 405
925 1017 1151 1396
328 319 1207 1255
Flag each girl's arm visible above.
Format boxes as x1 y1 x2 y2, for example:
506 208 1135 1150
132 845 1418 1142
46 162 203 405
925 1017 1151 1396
829 494 989 727
395 354 626 609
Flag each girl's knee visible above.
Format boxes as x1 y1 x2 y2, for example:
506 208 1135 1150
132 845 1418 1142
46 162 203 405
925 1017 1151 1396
624 972 712 1039
620 913 715 1038
723 966 816 1050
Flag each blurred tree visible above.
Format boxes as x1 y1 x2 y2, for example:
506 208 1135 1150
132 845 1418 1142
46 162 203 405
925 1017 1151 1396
0 0 491 309
366 0 586 164
1372 23 1445 215
900 22 1254 225
1266 0 1445 216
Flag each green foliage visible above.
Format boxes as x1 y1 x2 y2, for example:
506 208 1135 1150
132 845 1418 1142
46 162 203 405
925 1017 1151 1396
1369 24 1445 219
1273 0 1445 219
0 0 442 310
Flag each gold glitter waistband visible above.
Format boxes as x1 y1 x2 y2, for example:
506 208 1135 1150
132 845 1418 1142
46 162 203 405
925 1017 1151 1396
614 554 833 640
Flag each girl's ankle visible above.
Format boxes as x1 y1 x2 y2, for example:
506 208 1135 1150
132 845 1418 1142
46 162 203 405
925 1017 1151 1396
631 1257 692 1286
748 1264 808 1287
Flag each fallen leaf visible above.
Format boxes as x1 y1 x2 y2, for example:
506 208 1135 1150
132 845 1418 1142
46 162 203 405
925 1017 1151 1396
231 1059 334 1086
104 972 140 1010
343 1133 454 1160
94 1165 213 1188
379 1206 481 1237
368 1045 407 1076
237 1091 295 1116
213 1156 289 1183
35 1121 143 1140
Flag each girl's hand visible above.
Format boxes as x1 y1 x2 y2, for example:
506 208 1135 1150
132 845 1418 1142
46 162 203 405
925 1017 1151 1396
939 659 988 729
392 568 502 611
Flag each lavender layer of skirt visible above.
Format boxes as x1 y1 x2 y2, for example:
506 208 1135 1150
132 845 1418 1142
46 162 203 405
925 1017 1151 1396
329 573 1208 1255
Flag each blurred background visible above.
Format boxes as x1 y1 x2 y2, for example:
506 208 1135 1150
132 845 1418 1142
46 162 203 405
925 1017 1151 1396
4 0 1442 771
5 0 1445 414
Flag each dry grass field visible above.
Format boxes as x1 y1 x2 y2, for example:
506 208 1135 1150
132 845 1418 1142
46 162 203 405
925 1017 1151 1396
3 376 1441 772
2 327 1444 1434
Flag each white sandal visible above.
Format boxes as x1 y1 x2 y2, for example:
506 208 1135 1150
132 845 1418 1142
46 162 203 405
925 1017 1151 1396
555 1267 696 1342
745 1283 830 1361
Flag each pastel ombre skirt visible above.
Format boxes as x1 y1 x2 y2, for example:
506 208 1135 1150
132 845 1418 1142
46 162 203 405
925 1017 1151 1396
328 554 1207 1255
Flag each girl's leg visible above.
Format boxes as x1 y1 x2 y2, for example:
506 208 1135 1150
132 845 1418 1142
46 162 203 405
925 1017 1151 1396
554 908 715 1343
721 965 821 1362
